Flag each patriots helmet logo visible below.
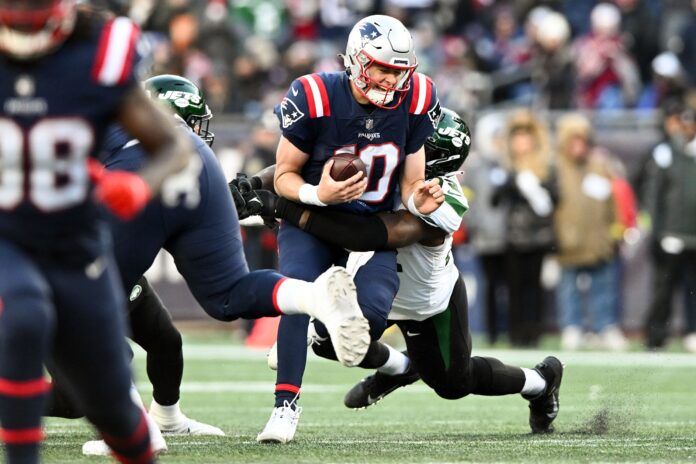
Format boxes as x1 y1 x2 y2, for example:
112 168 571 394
359 22 383 46
280 97 305 128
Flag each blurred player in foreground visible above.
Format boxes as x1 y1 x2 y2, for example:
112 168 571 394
0 2 195 463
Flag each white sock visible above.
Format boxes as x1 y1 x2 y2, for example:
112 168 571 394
149 400 184 425
273 279 314 315
520 368 546 397
377 345 410 376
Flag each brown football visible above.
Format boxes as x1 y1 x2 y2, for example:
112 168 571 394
327 153 368 181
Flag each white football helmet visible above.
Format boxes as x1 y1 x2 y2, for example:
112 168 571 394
0 0 77 60
342 15 417 108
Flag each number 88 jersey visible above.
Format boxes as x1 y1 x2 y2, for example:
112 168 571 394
275 71 440 214
0 14 140 255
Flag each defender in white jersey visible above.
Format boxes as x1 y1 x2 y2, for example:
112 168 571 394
389 170 467 322
233 108 564 434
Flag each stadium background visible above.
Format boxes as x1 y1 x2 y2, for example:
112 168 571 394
105 0 696 338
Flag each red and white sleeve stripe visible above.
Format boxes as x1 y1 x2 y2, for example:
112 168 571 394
91 17 140 86
408 73 433 115
298 74 331 118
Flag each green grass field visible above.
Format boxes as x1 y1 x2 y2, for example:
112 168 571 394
41 332 696 463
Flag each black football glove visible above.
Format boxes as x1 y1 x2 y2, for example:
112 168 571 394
229 173 256 217
231 173 254 194
243 189 279 227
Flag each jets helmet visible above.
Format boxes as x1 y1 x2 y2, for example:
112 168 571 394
0 0 77 59
425 107 471 178
144 74 215 146
342 15 417 108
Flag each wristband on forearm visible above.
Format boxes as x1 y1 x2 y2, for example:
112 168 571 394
298 183 327 207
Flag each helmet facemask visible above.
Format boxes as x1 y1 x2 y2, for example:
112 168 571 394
0 0 77 60
188 110 214 147
351 50 416 108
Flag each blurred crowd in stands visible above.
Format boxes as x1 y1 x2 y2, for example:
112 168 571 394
106 0 695 118
106 0 696 352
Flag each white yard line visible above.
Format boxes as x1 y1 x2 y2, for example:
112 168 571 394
130 344 696 368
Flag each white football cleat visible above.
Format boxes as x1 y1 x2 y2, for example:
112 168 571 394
306 266 370 367
82 439 111 457
256 402 302 444
149 400 225 436
82 413 168 457
154 415 225 436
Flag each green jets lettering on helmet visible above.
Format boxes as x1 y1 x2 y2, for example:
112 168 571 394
425 107 471 178
143 74 215 146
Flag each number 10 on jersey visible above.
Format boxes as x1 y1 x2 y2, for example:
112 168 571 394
334 143 400 203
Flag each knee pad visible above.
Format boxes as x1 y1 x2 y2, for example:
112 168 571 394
433 384 470 400
427 364 477 400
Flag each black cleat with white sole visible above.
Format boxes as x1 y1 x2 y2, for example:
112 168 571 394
523 356 564 434
344 364 420 409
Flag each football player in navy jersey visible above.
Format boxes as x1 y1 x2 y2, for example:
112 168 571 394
258 15 444 443
41 73 376 454
234 108 564 436
0 3 197 463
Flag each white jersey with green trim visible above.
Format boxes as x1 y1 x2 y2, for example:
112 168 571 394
347 172 469 322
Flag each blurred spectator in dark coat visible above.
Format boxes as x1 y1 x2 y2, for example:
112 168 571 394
475 5 533 102
641 102 696 351
614 0 660 84
491 110 557 347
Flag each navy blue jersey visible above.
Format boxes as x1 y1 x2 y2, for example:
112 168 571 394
0 15 141 256
275 72 440 214
100 123 246 294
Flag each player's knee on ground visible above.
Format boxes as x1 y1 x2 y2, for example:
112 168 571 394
422 358 480 400
428 368 476 400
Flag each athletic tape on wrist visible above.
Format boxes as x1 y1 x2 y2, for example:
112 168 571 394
299 184 327 207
